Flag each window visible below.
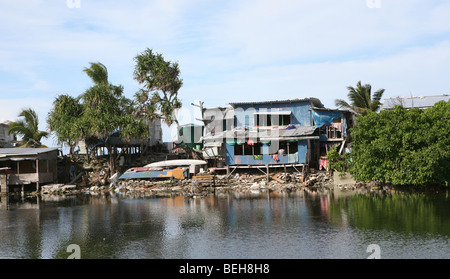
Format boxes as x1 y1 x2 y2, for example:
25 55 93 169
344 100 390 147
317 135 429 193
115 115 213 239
234 141 262 155
255 113 291 127
288 141 298 154
234 143 243 155
269 140 298 155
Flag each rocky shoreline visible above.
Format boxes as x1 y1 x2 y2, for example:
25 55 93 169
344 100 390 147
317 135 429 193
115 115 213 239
32 170 447 199
37 171 331 197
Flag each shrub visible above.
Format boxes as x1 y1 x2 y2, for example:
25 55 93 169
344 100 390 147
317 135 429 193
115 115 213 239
349 100 450 186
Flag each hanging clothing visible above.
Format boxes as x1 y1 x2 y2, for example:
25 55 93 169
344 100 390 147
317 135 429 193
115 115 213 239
319 156 328 170
332 122 342 130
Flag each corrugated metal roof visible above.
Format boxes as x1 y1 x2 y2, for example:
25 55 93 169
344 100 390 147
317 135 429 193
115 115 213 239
0 148 59 157
382 94 450 109
0 120 12 125
229 98 324 108
202 126 317 141
254 110 292 115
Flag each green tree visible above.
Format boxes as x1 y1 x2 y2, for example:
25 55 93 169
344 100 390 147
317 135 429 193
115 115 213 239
335 81 385 115
326 145 352 175
81 62 148 175
47 94 83 156
133 49 200 159
133 48 182 125
349 101 450 186
8 108 49 148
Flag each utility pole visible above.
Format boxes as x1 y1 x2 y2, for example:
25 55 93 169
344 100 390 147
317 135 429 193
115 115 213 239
191 101 204 123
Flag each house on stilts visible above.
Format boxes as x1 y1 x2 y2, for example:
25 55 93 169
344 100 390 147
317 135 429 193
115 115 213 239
0 148 59 194
200 98 353 177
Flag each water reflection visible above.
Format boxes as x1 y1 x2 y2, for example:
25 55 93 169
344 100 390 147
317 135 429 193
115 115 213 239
0 190 449 259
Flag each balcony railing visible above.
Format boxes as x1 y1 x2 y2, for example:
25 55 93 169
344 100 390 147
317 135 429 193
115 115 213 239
319 124 343 140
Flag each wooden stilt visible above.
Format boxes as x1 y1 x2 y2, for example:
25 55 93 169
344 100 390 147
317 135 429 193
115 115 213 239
36 159 40 192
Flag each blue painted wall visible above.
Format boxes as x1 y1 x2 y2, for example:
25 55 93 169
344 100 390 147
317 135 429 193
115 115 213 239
225 140 308 165
225 143 234 166
297 140 307 163
224 100 313 166
233 101 313 128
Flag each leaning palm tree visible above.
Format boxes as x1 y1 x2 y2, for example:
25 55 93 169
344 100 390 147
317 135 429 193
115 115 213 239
83 62 123 98
8 108 49 147
335 81 385 115
83 62 109 85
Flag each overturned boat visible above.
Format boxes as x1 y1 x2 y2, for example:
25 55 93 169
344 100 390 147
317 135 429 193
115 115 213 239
144 159 207 168
119 159 207 180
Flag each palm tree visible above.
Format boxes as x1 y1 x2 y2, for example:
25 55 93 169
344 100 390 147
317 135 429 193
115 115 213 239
8 108 49 147
83 62 123 98
83 62 108 85
335 81 385 115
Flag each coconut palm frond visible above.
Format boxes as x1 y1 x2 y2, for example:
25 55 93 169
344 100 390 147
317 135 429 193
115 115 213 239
83 62 109 85
372 88 385 102
335 99 352 109
337 81 386 115
8 108 47 148
8 120 34 140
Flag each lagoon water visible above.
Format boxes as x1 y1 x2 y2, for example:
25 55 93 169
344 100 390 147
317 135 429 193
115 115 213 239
0 190 449 259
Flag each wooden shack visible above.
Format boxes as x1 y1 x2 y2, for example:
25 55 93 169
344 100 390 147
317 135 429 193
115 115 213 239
0 148 59 194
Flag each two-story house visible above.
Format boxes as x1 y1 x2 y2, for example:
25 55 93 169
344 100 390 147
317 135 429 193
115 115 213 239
201 98 352 173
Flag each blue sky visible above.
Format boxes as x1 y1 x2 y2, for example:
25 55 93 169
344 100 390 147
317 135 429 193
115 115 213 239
1 0 450 146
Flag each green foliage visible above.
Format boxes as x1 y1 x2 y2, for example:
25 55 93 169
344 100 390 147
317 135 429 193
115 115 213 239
47 94 83 154
335 81 385 115
80 62 148 144
133 48 183 126
83 62 109 85
47 62 148 173
350 101 450 186
9 108 49 147
326 145 352 175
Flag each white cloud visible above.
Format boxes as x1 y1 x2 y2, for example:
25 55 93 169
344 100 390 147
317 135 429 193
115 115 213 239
1 0 450 144
188 40 450 109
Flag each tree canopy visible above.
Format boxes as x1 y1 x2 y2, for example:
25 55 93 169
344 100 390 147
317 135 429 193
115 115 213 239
133 48 183 126
47 94 83 154
47 62 148 175
133 48 203 159
349 100 450 186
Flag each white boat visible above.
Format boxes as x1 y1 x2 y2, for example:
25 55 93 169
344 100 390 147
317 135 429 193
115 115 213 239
144 159 207 168
119 159 208 180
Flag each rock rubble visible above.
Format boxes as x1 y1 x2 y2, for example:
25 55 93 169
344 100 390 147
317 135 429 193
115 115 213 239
38 170 335 198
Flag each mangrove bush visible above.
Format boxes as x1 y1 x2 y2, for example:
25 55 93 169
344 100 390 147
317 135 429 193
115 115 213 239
350 100 450 186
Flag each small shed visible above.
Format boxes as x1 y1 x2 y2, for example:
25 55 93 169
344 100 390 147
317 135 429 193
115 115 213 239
0 148 59 193
178 124 204 149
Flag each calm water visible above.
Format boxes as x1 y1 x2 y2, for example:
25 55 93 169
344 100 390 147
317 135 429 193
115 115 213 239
0 190 449 259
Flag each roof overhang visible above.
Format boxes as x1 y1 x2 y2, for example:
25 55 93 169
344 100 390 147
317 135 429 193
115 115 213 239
254 111 292 115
